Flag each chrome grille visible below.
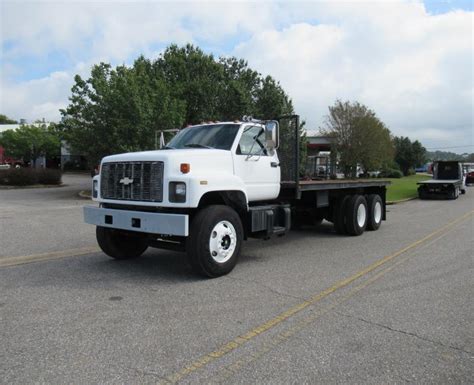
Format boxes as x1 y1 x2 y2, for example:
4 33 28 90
100 161 164 202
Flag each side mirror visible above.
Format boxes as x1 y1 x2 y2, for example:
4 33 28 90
265 120 279 151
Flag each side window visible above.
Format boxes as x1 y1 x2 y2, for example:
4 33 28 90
237 126 267 156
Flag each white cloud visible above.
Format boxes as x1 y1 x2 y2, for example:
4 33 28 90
1 0 472 151
234 2 473 150
1 71 73 121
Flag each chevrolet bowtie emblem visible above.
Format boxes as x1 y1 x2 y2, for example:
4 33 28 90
119 177 134 186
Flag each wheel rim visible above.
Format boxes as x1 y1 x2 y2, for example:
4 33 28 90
357 203 367 228
209 220 237 263
373 201 382 224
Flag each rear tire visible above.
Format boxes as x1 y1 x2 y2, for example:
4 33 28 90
418 187 427 200
186 205 243 278
96 226 148 260
448 187 458 200
367 194 383 231
345 195 368 236
333 195 350 235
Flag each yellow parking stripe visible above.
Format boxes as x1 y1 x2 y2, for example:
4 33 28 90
160 210 474 384
209 214 472 383
0 246 100 268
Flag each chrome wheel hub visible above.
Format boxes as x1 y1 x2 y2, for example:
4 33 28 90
209 220 237 263
373 201 382 224
357 203 367 228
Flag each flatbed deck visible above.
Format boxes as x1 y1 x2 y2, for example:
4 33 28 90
281 179 391 191
417 179 462 185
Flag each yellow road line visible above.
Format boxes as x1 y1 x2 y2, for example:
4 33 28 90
160 210 474 384
210 214 473 383
212 257 409 384
0 246 100 268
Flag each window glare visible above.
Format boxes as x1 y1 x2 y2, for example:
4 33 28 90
167 124 240 150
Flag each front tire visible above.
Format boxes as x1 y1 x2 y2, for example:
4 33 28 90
96 226 148 260
186 205 243 278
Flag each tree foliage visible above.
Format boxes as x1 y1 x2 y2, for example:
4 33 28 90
426 150 465 162
393 136 427 175
59 44 301 166
0 124 61 165
322 100 393 177
0 114 18 124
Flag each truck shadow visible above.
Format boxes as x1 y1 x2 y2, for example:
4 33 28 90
61 222 339 283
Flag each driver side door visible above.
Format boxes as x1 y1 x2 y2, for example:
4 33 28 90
233 125 281 202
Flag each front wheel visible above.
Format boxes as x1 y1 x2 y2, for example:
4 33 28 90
96 226 148 260
186 205 243 278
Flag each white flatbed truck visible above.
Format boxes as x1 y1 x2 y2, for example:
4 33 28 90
84 116 390 277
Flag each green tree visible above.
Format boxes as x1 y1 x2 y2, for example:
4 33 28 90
322 100 393 177
393 136 427 175
60 44 304 167
0 124 60 165
60 60 185 166
465 153 474 162
0 114 18 124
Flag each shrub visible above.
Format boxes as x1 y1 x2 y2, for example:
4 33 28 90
37 169 62 185
0 168 61 186
407 168 416 176
380 168 403 178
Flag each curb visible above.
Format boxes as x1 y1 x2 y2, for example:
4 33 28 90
78 190 92 199
387 197 418 205
0 183 65 190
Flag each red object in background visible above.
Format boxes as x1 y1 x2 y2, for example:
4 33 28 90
466 171 474 185
0 145 23 166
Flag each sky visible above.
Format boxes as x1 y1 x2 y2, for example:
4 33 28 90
1 0 473 153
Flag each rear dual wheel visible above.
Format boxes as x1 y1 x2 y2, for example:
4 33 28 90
366 194 383 231
333 194 382 236
345 195 368 236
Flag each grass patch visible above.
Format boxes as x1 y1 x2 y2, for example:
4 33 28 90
386 174 429 202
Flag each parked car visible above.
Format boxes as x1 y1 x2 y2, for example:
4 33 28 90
463 163 474 184
90 165 100 178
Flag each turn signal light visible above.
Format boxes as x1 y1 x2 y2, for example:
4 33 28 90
180 163 190 173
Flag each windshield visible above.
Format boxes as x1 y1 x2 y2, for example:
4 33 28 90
166 124 240 150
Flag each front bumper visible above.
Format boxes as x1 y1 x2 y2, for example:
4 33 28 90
83 206 189 236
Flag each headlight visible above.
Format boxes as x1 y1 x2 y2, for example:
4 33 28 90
169 182 186 203
92 180 98 198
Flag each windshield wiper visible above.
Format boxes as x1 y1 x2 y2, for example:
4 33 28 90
161 145 176 150
184 143 214 149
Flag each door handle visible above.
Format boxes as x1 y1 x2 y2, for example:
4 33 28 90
271 162 280 168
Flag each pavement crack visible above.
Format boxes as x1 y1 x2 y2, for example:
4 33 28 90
224 275 306 301
335 311 472 355
127 366 167 381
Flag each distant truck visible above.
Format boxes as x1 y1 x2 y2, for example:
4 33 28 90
417 161 466 200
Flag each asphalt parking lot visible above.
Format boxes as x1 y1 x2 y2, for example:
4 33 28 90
1 175 473 384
